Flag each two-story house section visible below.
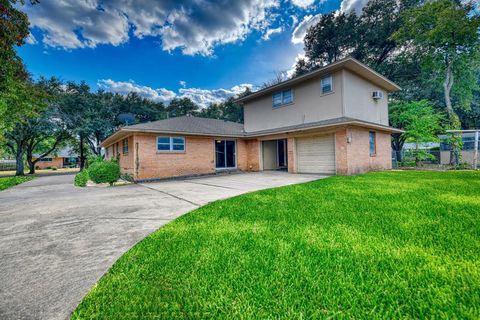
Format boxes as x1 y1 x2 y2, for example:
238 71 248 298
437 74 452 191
101 57 402 181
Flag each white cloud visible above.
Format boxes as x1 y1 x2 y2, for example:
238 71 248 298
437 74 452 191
23 0 280 55
97 79 176 104
25 33 37 45
286 53 308 78
290 0 316 8
98 79 254 108
291 14 322 44
261 27 283 40
179 80 187 88
340 0 370 14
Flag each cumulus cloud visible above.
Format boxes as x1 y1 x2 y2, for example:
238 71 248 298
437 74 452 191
291 14 322 44
97 79 176 104
290 0 316 8
98 79 253 108
23 0 280 55
340 0 370 14
261 27 283 40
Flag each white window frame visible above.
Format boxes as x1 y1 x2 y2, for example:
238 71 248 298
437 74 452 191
321 75 333 95
272 89 294 108
157 136 185 152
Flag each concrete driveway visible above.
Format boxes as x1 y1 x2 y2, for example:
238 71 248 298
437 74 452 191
0 172 323 320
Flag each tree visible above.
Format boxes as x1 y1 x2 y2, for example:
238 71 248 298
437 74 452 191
3 80 50 175
394 0 480 120
199 97 244 123
166 97 199 117
299 0 421 77
389 100 444 164
57 81 93 170
0 0 39 140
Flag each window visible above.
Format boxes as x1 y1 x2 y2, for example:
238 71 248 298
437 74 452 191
122 138 129 154
272 89 294 108
321 75 333 94
157 136 185 152
116 142 120 156
40 157 53 162
369 131 376 156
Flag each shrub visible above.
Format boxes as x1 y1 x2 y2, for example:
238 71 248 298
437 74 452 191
120 173 134 182
88 159 120 186
74 170 89 187
51 166 58 171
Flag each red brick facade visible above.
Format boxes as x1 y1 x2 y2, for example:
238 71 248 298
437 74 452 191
104 126 392 181
334 126 392 175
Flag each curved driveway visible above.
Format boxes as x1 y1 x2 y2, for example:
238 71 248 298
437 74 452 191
0 172 322 320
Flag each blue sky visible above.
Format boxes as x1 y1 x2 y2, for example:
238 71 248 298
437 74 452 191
17 0 364 107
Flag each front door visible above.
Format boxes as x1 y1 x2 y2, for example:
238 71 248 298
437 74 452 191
215 140 236 169
277 139 287 168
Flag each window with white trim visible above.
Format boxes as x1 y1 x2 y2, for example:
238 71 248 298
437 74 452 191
272 89 294 108
157 136 185 152
321 75 333 94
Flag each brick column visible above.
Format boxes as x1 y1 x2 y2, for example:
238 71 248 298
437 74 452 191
335 128 349 175
287 137 296 173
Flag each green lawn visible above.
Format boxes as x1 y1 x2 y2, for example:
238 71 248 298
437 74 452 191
72 171 480 319
0 176 34 191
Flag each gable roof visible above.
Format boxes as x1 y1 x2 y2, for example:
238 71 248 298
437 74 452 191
100 116 245 146
234 57 401 104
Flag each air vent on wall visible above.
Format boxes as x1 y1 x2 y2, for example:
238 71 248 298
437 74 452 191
372 91 383 100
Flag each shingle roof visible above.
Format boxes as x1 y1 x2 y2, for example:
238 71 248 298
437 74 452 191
124 116 245 136
101 116 402 147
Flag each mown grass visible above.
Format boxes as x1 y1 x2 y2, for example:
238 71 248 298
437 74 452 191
0 176 34 191
72 171 480 319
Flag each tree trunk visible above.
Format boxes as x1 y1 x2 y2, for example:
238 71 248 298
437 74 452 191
79 135 85 170
396 149 403 163
26 149 35 175
15 147 25 176
443 62 454 116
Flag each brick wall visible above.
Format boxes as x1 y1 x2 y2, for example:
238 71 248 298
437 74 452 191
287 137 296 173
342 126 392 175
334 128 348 175
132 134 215 180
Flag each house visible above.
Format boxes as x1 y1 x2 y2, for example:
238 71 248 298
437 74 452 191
100 57 402 181
34 147 79 169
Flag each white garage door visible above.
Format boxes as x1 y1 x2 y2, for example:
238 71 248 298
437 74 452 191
296 134 336 174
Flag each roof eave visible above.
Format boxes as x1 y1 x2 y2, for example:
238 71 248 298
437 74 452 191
234 57 401 104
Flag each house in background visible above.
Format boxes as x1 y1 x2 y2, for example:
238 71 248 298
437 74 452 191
101 57 402 181
34 147 79 169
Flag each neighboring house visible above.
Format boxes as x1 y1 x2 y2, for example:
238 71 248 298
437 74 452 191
34 147 79 169
101 57 402 181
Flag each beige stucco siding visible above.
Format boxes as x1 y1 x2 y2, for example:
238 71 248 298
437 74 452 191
343 69 389 126
243 71 343 132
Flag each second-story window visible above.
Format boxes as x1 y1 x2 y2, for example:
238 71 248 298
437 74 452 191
321 75 333 94
272 89 293 108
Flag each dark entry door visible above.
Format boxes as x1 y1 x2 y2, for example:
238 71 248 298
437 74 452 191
215 140 236 169
277 139 287 168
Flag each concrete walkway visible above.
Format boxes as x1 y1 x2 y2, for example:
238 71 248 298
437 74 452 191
0 172 323 320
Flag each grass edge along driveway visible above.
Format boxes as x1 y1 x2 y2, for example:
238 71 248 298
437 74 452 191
73 171 480 319
0 176 34 191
